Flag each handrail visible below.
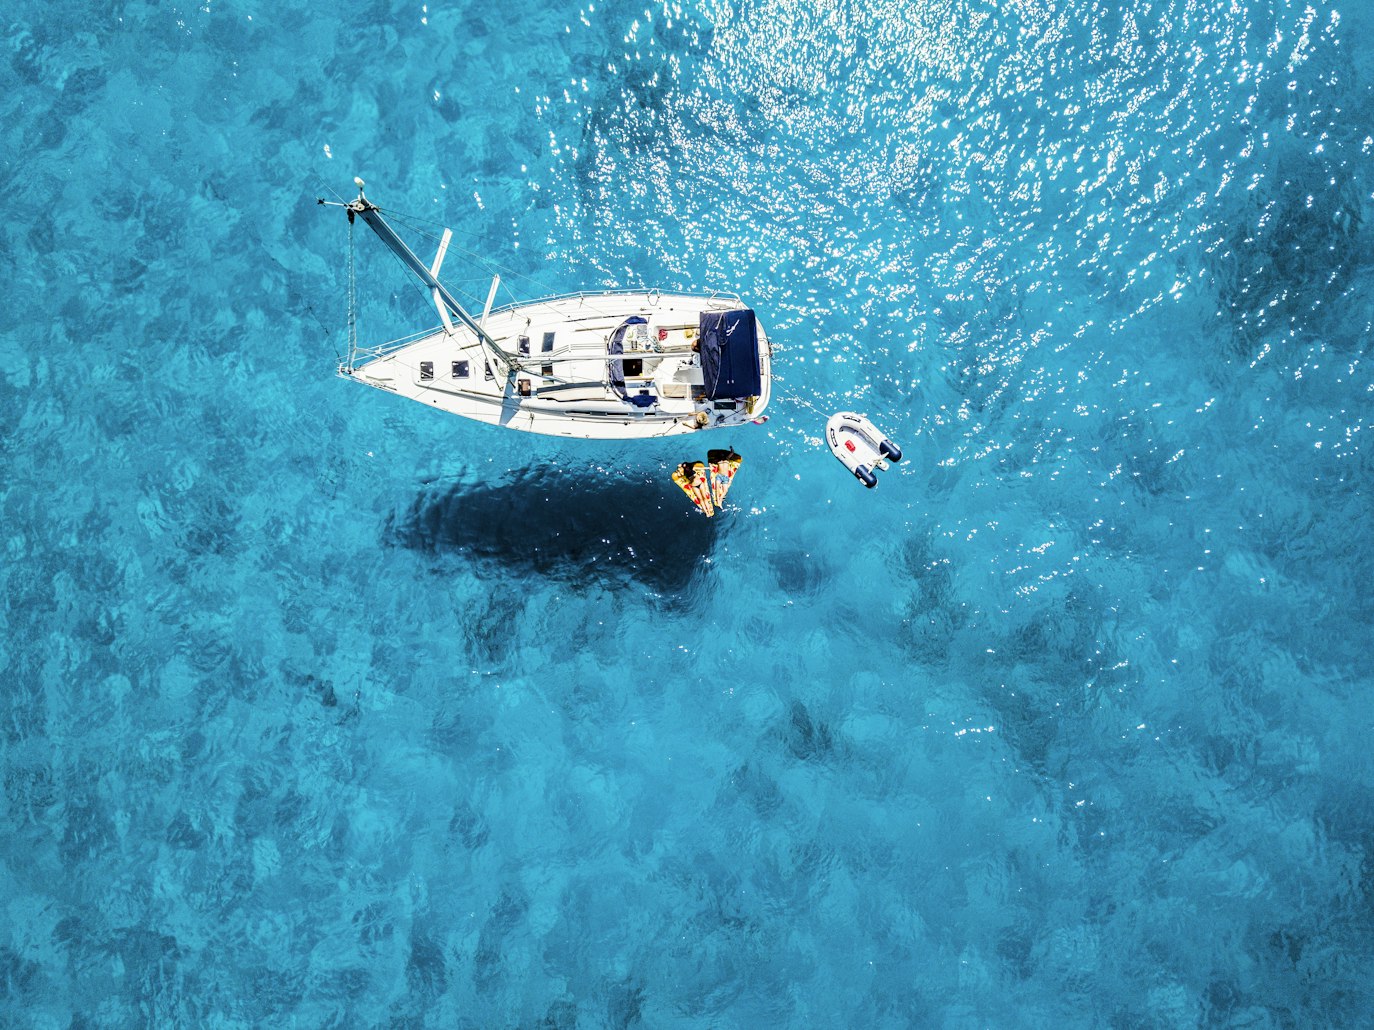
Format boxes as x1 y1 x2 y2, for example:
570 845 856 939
488 286 743 316
343 325 445 364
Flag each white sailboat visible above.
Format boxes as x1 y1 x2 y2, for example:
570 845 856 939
320 180 772 440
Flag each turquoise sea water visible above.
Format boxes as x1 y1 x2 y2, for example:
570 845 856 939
4 0 1373 1025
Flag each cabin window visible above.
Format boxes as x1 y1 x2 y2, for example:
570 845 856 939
485 362 494 381
623 358 643 378
518 335 531 356
452 360 469 378
518 379 532 397
419 361 434 380
541 364 554 378
541 332 556 352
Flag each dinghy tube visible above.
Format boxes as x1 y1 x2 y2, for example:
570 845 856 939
826 412 902 489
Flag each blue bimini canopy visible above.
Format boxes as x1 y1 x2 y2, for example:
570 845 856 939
699 309 761 400
607 316 647 400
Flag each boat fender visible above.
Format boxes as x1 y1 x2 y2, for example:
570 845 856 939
854 465 878 489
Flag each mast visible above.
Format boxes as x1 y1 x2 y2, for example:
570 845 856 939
323 180 519 377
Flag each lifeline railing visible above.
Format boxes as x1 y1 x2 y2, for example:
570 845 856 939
341 287 745 371
486 285 742 317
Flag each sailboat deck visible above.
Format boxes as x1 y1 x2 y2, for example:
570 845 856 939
342 290 771 440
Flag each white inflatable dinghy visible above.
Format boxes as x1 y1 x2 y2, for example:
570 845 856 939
826 412 902 488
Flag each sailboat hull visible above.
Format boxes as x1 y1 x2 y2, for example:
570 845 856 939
342 290 772 440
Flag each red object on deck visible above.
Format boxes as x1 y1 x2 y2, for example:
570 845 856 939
845 440 856 452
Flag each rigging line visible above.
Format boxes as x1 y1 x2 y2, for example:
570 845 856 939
369 242 531 376
379 210 574 308
447 243 569 300
381 214 505 278
375 205 484 233
347 216 357 364
379 208 496 244
446 241 647 311
378 209 630 312
339 205 478 330
359 226 461 326
313 176 348 205
375 207 706 313
378 209 654 327
380 209 582 305
448 244 637 324
302 303 343 366
787 394 828 418
770 373 832 420
373 235 454 331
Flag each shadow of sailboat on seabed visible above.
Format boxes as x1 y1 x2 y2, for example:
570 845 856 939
388 462 720 594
